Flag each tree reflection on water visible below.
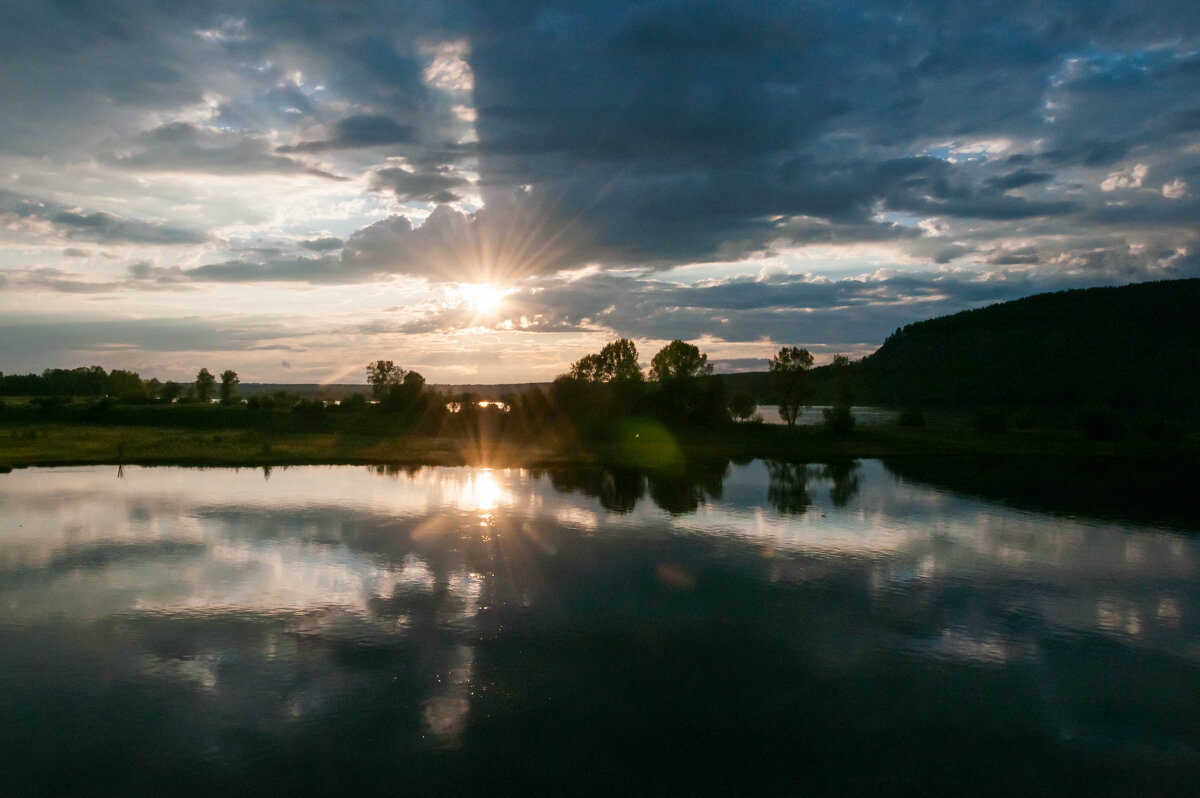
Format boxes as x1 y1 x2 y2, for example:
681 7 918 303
1 462 1198 795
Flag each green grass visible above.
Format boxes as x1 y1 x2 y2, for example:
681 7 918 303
1 417 1196 472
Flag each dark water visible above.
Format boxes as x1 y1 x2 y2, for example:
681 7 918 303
1 461 1198 796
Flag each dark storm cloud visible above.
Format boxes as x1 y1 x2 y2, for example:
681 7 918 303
448 0 1200 267
984 170 1055 191
277 115 417 153
104 123 345 179
4 0 1200 376
369 167 470 203
988 247 1041 266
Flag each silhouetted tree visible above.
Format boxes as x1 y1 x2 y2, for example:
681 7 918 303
569 339 643 383
649 340 712 382
107 369 145 401
769 347 813 426
823 354 855 436
195 368 216 403
340 392 368 411
381 370 426 411
728 389 757 422
42 366 108 397
220 369 239 403
159 381 183 403
647 340 728 425
366 360 405 399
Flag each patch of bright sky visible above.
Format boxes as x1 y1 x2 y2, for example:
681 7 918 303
664 240 928 286
920 137 1014 164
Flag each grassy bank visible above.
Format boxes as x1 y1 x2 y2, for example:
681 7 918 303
2 416 1196 471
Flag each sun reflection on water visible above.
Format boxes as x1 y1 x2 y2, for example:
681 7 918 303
453 469 510 526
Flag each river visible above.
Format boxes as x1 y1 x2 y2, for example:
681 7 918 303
1 461 1197 795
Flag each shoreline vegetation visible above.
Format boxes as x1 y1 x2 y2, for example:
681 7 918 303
4 279 1199 472
2 414 1197 472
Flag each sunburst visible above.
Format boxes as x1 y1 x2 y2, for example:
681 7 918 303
461 282 509 314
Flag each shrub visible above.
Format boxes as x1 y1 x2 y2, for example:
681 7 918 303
1013 409 1036 429
1077 406 1122 441
1130 417 1183 443
971 409 1008 434
896 407 924 427
339 393 368 412
823 404 855 437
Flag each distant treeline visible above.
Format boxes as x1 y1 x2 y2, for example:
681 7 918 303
0 365 166 399
0 340 855 446
5 278 1194 422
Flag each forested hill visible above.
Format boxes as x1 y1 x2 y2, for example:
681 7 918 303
856 279 1200 408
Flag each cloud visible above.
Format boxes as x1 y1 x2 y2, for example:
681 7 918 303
299 236 344 252
369 167 470 202
277 115 416 153
183 255 351 284
4 0 1200 380
1163 178 1190 199
0 316 293 363
984 169 1053 191
342 198 585 283
0 189 209 246
104 122 344 179
50 210 211 245
1101 163 1149 192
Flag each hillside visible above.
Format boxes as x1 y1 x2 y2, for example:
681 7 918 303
855 279 1200 408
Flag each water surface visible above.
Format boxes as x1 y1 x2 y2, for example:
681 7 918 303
1 461 1198 795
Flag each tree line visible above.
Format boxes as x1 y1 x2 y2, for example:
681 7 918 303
0 365 242 404
1 339 858 436
545 338 853 434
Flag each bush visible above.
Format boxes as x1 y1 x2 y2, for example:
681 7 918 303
971 409 1008 434
339 393 368 412
896 407 924 427
1013 409 1036 429
1130 417 1183 443
84 397 115 418
823 404 855 437
1077 406 1122 441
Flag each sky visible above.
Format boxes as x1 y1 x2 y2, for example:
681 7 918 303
1 0 1198 384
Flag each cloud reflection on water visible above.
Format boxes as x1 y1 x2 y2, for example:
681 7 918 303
1 461 1199 791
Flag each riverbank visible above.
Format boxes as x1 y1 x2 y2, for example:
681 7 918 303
2 419 1196 471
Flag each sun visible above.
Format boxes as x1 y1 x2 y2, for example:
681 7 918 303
460 282 509 314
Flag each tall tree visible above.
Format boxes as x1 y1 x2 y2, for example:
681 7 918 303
220 369 240 403
769 346 813 426
366 360 405 399
107 369 145 401
649 340 712 382
569 339 643 383
195 368 216 403
728 389 757 422
823 354 855 436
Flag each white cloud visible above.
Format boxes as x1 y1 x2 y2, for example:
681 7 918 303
1100 163 1148 192
1162 178 1189 199
423 41 474 93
